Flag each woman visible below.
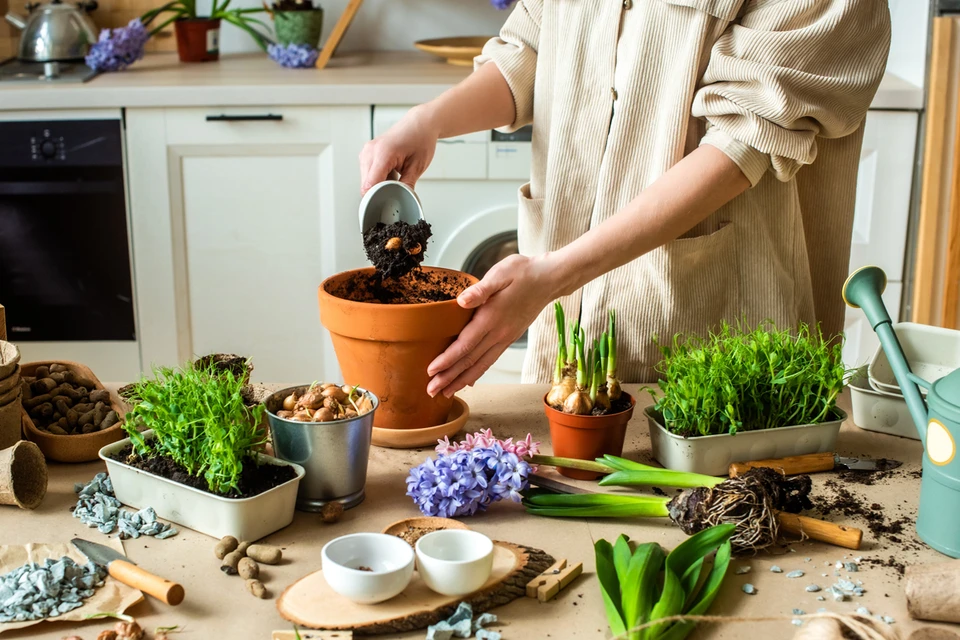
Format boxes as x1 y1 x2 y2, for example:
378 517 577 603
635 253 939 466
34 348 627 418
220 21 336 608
361 0 890 398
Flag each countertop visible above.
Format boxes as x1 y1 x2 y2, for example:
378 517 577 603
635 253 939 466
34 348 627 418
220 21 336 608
3 384 955 640
0 52 925 111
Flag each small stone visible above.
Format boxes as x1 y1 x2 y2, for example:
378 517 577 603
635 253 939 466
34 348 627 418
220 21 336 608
804 557 812 562
817 596 826 601
770 566 783 573
844 562 859 573
735 566 751 575
742 583 757 595
787 570 805 578
881 616 895 624
856 606 872 616
792 619 803 627
817 607 827 613
805 585 821 592
793 609 805 615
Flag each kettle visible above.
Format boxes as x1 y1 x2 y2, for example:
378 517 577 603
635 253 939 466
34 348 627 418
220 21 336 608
5 0 99 62
844 265 960 558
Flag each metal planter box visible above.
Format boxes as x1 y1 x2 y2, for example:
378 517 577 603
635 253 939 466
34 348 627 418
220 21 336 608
645 407 846 476
100 432 305 541
849 375 919 440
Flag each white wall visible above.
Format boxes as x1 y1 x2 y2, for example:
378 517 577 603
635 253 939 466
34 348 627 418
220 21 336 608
887 0 932 90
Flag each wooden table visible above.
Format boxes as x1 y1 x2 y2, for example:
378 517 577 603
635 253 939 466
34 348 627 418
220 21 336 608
3 384 956 640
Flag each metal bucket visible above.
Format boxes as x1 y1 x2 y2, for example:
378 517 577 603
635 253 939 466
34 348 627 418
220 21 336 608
264 386 377 512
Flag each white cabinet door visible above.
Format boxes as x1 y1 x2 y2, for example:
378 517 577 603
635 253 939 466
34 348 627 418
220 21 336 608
126 107 368 383
848 110 918 280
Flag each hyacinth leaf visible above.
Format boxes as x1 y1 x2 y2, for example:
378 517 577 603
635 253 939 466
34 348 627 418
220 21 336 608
622 542 664 640
679 557 705 607
595 540 627 637
523 502 670 518
613 535 633 588
599 454 653 471
599 470 722 490
524 493 640 507
658 539 733 640
644 560 684 640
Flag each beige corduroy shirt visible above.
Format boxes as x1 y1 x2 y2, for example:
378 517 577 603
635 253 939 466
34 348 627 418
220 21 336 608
476 0 891 384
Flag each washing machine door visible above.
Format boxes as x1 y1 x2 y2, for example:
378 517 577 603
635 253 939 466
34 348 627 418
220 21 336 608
435 204 526 384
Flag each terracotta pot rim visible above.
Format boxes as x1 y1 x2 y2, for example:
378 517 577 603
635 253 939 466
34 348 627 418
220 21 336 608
319 266 479 311
542 392 636 420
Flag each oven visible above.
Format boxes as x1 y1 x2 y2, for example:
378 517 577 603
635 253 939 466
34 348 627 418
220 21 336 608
0 113 140 380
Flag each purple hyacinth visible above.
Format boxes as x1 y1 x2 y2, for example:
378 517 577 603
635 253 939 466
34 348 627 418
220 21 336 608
85 19 150 72
267 43 319 69
406 444 532 518
491 0 516 9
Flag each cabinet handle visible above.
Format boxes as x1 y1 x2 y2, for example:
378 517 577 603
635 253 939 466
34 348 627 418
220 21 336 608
205 114 283 122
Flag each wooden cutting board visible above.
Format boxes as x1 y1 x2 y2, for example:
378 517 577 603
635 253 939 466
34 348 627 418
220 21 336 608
277 541 554 635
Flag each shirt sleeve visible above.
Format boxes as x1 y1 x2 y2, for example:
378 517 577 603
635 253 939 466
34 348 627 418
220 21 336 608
474 0 542 132
692 0 891 186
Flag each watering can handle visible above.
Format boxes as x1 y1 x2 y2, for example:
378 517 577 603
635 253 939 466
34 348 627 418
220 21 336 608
908 373 932 391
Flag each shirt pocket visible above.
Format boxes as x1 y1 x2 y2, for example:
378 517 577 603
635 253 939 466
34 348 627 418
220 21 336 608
653 0 743 21
516 182 546 256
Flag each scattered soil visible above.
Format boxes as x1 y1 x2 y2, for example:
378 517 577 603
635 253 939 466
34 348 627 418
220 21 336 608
111 445 297 499
357 566 373 572
363 220 433 280
328 268 471 305
589 395 633 416
812 477 919 548
395 525 443 547
861 556 906 577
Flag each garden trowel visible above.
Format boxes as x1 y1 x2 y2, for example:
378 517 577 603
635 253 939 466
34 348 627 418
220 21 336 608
72 537 184 605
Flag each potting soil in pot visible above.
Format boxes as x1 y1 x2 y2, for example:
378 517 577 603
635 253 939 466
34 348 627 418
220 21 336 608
362 219 433 280
110 445 296 499
329 267 471 304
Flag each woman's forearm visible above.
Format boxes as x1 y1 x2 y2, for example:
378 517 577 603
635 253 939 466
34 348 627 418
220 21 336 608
546 144 752 297
416 62 517 139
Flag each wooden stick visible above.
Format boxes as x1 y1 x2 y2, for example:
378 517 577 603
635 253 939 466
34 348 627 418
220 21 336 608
314 0 363 70
729 452 835 478
109 560 184 606
913 17 954 324
776 512 863 550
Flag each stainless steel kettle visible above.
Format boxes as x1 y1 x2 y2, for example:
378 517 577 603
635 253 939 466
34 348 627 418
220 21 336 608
5 0 99 62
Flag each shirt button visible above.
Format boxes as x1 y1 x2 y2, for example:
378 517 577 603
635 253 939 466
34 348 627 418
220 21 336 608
623 0 632 8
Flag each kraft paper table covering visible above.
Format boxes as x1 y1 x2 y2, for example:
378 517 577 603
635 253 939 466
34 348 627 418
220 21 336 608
0 539 143 634
1 384 957 639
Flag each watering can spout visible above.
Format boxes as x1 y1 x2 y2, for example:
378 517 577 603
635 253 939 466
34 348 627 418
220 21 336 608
842 266 892 329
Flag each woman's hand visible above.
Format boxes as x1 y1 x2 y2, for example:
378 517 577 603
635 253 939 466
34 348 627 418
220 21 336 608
360 107 440 194
427 253 563 398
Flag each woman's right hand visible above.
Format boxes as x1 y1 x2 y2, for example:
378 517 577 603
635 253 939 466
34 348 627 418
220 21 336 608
360 107 440 195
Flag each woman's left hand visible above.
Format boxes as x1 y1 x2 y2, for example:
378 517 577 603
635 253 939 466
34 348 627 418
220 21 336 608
427 253 562 398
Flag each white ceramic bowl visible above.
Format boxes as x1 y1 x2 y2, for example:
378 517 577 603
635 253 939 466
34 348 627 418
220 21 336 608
414 529 494 597
321 533 415 604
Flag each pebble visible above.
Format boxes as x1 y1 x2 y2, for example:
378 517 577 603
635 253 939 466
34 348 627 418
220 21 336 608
735 566 751 575
73 473 178 540
742 584 757 595
786 570 805 579
844 562 859 573
817 596 826 601
0 557 106 623
805 585 821 592
817 608 828 613
881 616 895 624
426 602 499 640
793 609 805 616
804 557 812 562
791 619 803 627
856 607 872 616
770 566 783 573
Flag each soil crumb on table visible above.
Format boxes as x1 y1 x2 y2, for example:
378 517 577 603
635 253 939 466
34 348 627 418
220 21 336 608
112 445 297 499
328 268 471 305
363 220 433 280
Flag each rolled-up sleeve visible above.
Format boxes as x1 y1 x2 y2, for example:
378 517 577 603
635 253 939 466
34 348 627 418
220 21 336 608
474 0 541 131
693 0 890 186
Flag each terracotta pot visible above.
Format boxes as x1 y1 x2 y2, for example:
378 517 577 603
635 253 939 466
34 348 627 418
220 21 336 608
318 267 477 432
175 18 221 63
543 392 636 480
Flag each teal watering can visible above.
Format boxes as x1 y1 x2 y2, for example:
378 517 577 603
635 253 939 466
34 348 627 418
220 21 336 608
844 266 960 558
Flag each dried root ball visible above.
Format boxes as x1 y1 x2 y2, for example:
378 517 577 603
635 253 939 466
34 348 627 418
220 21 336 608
245 578 268 599
246 544 282 565
236 541 251 556
238 557 259 579
215 535 239 559
321 501 343 524
221 550 243 574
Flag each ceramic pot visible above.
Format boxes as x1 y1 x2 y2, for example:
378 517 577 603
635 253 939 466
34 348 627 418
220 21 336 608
175 18 220 62
543 393 636 480
273 8 323 47
318 267 477 432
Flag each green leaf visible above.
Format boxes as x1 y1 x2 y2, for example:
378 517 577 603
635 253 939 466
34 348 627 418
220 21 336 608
613 535 633 586
622 542 664 640
595 539 627 637
658 539 733 640
644 560 684 640
679 557 704 606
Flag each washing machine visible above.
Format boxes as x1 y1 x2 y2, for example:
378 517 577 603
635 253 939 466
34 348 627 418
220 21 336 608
372 107 532 383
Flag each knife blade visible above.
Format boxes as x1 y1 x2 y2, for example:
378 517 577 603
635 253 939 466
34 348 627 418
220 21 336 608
728 452 902 478
71 538 184 606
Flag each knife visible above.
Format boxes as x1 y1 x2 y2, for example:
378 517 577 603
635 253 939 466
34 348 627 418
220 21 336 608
71 538 185 606
728 452 902 478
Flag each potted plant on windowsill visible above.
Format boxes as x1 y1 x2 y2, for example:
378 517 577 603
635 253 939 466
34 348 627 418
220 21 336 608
269 0 323 48
543 304 635 481
645 321 849 476
142 0 271 62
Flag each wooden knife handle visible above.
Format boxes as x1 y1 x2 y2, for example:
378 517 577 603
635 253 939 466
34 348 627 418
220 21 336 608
109 560 184 606
776 512 863 550
729 452 835 477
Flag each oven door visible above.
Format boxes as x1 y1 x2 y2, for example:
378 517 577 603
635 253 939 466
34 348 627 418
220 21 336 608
0 119 135 342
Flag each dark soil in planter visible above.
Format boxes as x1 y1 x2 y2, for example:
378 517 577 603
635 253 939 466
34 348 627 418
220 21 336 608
330 268 471 305
272 0 315 8
590 395 632 416
111 445 297 499
363 220 433 280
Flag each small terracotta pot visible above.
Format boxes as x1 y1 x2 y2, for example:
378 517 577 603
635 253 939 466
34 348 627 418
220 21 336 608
543 393 636 480
318 267 477 432
175 18 221 63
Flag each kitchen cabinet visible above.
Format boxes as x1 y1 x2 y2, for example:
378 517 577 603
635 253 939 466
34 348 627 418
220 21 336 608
125 106 369 383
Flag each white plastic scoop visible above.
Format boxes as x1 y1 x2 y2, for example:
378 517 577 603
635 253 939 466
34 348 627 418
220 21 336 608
358 180 424 233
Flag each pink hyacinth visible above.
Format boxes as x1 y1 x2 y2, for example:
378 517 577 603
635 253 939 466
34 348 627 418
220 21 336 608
436 429 540 460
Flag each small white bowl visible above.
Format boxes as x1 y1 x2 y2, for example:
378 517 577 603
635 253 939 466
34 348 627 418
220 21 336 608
321 533 415 604
415 529 494 597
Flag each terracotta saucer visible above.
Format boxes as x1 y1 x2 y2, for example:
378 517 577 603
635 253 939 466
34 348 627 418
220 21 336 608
371 396 469 449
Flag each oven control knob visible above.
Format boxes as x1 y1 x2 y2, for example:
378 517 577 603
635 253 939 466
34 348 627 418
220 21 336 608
40 140 57 158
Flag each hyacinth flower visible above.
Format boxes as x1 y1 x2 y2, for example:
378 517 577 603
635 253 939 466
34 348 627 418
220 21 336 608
85 19 151 72
267 42 319 68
